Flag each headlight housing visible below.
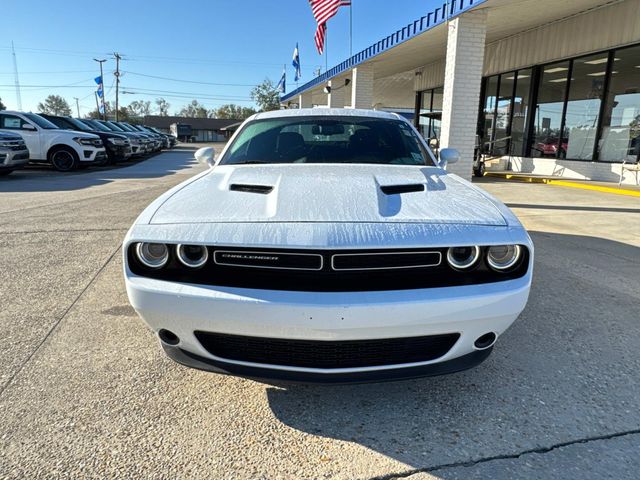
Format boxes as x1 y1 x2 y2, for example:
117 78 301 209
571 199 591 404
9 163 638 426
447 246 480 270
487 245 522 271
176 244 208 268
74 137 102 147
135 243 169 269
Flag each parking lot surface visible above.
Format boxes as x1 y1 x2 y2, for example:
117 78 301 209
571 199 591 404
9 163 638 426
1 149 639 479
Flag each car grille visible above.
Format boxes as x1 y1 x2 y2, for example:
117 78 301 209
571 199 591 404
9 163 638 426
194 332 460 369
128 245 530 291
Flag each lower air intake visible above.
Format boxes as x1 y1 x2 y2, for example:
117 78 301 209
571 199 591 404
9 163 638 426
194 332 460 369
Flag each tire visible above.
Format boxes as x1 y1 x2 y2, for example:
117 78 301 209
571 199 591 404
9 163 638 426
48 146 79 172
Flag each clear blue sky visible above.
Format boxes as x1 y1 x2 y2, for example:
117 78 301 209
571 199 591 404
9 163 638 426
1 0 438 115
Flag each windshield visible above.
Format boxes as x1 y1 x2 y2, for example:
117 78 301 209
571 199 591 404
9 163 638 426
220 116 435 166
24 113 58 129
65 117 92 131
81 119 111 132
104 121 125 132
118 123 136 132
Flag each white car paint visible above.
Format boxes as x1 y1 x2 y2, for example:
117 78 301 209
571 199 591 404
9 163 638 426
124 108 534 381
0 111 105 164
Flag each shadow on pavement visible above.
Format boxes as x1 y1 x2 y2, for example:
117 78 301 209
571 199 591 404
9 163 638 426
0 148 199 193
265 232 640 473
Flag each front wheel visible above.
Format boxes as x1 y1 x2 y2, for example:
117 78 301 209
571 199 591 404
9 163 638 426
48 147 78 172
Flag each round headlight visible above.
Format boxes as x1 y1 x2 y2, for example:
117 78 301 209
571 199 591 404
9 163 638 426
487 245 522 271
176 244 208 268
447 246 480 270
136 242 169 269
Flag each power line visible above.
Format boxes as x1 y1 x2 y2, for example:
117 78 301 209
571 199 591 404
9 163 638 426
121 85 252 100
123 71 258 87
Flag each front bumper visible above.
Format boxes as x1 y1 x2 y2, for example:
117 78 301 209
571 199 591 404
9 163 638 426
126 272 531 382
106 145 132 161
80 147 107 163
0 149 29 170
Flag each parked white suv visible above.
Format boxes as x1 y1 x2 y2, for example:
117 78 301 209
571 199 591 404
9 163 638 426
0 111 107 171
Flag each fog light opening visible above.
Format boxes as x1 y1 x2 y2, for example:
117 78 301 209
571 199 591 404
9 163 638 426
158 329 180 346
474 332 497 350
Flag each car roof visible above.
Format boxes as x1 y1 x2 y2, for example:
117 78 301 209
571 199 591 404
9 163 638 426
252 108 402 121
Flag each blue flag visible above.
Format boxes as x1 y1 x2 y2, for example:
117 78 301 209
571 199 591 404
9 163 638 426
94 75 103 85
97 85 104 99
292 43 301 82
276 69 286 94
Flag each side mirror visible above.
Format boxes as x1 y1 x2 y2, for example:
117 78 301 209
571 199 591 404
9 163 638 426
22 123 36 131
439 148 460 169
195 146 215 167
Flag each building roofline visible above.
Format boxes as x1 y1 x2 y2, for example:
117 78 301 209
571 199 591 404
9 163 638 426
280 0 487 102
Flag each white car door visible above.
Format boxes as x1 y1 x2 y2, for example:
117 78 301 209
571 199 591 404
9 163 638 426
0 114 42 159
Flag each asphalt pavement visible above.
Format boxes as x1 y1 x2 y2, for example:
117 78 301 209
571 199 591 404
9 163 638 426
1 148 639 479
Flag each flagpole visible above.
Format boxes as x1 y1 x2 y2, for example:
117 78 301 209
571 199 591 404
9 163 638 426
349 2 353 57
325 28 328 72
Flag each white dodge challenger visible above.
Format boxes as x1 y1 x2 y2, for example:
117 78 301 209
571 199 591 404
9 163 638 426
124 108 533 383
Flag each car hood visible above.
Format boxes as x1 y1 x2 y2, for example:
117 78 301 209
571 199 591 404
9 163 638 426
149 164 507 226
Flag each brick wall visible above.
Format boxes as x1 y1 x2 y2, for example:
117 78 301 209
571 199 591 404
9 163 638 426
440 10 488 180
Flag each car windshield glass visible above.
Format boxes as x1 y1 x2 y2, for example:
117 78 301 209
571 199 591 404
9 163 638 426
65 117 92 131
220 116 435 166
82 119 110 132
118 123 135 132
23 113 58 129
105 121 125 132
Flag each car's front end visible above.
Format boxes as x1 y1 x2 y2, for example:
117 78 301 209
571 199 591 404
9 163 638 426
70 134 107 165
0 132 29 174
124 159 533 383
124 110 534 383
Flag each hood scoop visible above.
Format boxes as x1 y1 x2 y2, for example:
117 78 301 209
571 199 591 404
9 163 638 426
380 184 425 195
229 183 274 194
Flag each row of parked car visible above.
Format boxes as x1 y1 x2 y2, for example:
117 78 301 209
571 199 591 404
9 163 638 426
0 110 178 175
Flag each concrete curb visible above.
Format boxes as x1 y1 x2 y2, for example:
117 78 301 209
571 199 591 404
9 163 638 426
485 172 640 198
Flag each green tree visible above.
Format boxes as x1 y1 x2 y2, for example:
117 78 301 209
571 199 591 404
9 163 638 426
178 100 209 118
127 100 151 118
211 104 256 119
155 98 170 116
0 97 6 110
38 95 72 116
86 101 131 122
250 79 281 112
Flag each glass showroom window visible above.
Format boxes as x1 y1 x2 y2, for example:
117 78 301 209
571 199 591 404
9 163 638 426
494 74 515 155
531 61 570 158
417 87 443 145
562 54 607 160
598 45 640 162
480 76 499 154
510 69 532 156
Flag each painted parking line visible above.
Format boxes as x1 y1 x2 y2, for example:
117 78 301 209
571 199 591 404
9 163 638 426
485 173 640 198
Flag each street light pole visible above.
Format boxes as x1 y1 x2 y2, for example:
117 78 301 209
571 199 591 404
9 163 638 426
93 58 107 120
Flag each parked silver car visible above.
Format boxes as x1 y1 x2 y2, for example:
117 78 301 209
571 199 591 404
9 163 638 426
0 131 29 176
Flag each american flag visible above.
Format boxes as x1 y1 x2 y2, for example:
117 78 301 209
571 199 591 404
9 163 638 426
309 0 351 55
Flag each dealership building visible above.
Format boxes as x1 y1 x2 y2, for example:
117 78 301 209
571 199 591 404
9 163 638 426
281 0 640 183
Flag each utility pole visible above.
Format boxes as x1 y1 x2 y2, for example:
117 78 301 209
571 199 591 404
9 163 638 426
113 52 122 122
93 58 107 120
74 97 80 117
94 92 100 117
11 41 22 110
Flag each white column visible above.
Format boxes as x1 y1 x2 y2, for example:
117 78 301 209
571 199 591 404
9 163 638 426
440 10 487 180
327 81 345 108
350 65 374 109
298 92 313 108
